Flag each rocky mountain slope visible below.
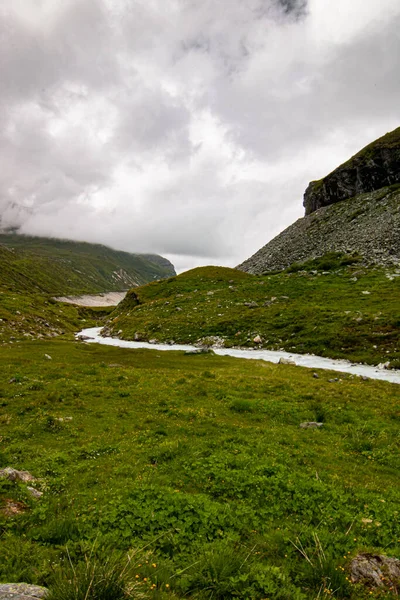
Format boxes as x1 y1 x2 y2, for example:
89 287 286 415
238 128 400 274
0 232 175 295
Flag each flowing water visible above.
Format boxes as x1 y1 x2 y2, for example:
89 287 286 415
76 327 400 384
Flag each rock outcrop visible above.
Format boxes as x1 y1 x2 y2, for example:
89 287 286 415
238 127 400 274
0 584 47 600
304 127 400 215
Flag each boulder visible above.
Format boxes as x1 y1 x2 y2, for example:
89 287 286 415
350 553 400 589
0 584 47 600
27 487 43 499
300 422 324 429
0 468 36 483
279 357 296 365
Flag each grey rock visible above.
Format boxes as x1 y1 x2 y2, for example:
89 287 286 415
303 128 400 215
0 584 47 600
0 468 36 483
253 335 262 344
350 553 400 588
184 348 214 355
244 301 259 308
378 361 391 369
312 372 319 378
279 357 296 365
27 487 43 498
300 422 324 429
44 354 52 360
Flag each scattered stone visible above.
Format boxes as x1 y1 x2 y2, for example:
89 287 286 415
361 375 369 381
77 335 93 341
44 354 52 360
300 422 324 429
279 357 296 365
0 583 48 600
350 553 400 589
328 378 339 382
184 348 214 355
27 487 43 499
0 468 36 483
350 277 358 281
361 291 371 295
176 307 183 312
197 336 225 348
1 499 27 517
378 361 391 369
312 373 319 378
253 335 262 344
244 301 258 308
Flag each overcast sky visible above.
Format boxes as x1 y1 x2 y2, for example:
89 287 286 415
1 0 400 272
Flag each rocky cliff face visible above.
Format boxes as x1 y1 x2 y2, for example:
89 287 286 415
304 127 400 215
237 128 400 274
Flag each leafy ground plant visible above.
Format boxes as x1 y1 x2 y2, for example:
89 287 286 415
0 338 399 598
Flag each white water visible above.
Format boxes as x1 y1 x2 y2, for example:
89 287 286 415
76 327 400 385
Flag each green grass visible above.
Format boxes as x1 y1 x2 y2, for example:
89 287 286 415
106 262 400 368
0 337 399 598
0 292 111 344
0 232 175 295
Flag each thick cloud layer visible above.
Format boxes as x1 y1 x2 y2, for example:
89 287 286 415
1 0 399 272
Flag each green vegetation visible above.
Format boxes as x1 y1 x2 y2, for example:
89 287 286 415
107 261 400 368
0 338 399 598
0 232 175 343
0 232 175 295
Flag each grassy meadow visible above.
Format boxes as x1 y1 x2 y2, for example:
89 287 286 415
0 336 399 599
107 258 400 368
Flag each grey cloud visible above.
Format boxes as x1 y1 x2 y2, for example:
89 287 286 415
1 0 399 271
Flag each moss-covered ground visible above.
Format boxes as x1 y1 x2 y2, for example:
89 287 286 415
0 337 399 599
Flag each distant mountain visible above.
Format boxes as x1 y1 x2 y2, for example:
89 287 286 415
0 232 176 295
238 128 400 274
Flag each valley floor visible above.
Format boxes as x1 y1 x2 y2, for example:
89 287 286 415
0 336 399 599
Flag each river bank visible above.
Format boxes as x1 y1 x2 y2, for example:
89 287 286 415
76 326 400 384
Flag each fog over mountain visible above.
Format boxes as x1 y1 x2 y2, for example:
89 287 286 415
1 0 400 272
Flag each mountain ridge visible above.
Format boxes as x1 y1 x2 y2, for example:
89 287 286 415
238 128 400 274
0 232 176 295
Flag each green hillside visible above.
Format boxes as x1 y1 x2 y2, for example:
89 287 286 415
107 258 400 367
0 232 175 344
0 233 175 295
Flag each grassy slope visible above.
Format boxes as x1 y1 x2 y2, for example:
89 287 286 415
108 262 400 368
0 338 399 599
0 233 175 295
0 233 175 343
